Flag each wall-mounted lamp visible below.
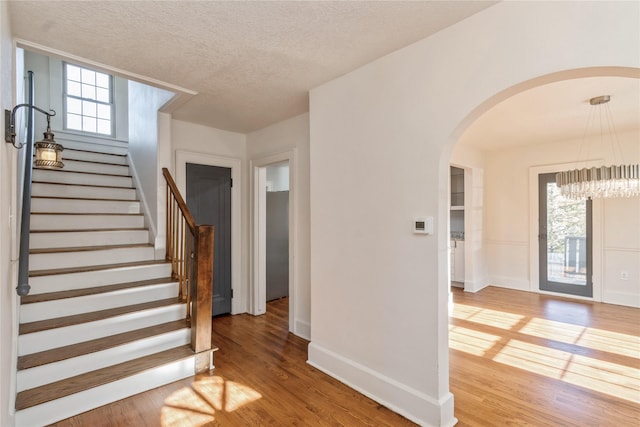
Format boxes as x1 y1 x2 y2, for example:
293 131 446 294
5 104 64 169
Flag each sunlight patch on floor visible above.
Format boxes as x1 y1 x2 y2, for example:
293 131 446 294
493 339 640 403
520 317 640 359
449 325 501 356
161 376 262 426
451 303 525 329
450 301 640 405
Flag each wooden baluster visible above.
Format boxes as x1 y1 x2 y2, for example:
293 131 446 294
165 184 170 262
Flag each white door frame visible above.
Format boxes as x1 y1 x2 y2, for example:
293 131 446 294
528 161 603 302
175 150 243 315
251 149 296 333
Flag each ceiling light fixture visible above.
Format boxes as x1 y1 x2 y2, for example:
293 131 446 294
555 95 639 200
5 104 64 169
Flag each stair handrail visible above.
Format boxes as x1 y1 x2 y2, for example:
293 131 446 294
162 168 214 358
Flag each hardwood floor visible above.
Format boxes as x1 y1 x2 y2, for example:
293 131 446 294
49 297 415 426
49 289 639 426
450 286 640 426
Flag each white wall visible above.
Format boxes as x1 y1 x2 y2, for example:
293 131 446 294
308 2 639 426
0 3 17 425
247 113 311 339
128 80 174 254
483 131 640 306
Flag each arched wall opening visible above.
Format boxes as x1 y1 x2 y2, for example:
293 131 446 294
438 66 640 304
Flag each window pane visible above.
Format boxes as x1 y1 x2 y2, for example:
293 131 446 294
82 84 96 100
67 97 82 114
96 73 110 89
82 100 97 118
97 104 111 120
96 87 110 103
67 113 82 130
81 69 95 85
97 119 111 135
65 64 113 135
83 116 96 133
66 64 81 82
67 81 81 97
546 183 587 286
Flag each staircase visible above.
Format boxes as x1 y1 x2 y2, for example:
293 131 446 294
14 135 203 427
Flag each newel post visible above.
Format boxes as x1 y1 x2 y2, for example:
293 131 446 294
192 224 214 372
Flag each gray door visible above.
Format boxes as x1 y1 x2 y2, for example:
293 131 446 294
538 172 592 297
186 163 232 316
266 191 289 301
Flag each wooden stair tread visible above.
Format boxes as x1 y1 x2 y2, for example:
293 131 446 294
30 243 153 255
21 277 176 304
30 212 143 216
19 298 183 335
15 345 195 410
31 195 139 202
30 227 147 233
57 157 129 167
63 147 127 158
37 168 131 178
29 260 168 277
17 320 189 370
32 180 136 190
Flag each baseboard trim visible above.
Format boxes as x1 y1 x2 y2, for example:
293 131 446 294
307 342 455 427
603 291 640 308
488 276 530 291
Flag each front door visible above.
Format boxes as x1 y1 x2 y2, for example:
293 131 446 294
186 163 232 316
538 172 592 297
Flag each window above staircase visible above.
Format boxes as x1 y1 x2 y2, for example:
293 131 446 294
64 63 113 136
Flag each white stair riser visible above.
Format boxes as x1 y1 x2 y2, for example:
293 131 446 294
60 159 130 176
29 263 171 294
20 282 180 323
32 183 137 201
33 170 133 188
30 246 155 271
31 198 141 214
18 304 186 355
31 214 144 231
63 149 127 165
17 328 190 392
15 356 195 427
30 229 149 249
57 138 128 156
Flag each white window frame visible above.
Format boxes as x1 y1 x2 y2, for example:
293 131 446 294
63 62 114 136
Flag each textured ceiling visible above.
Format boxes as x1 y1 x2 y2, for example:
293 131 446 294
8 0 496 133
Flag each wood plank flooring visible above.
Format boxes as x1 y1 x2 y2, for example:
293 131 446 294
450 286 640 427
49 289 639 426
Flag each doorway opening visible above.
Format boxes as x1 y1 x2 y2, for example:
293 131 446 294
265 162 290 303
252 152 295 334
449 166 465 290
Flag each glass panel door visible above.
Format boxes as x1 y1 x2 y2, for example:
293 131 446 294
538 173 592 297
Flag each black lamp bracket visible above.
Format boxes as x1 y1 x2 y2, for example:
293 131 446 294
5 104 56 149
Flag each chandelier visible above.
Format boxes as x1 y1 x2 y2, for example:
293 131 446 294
555 95 639 200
